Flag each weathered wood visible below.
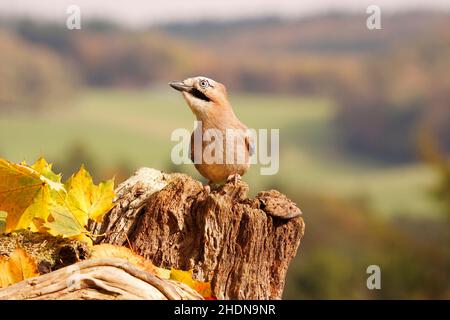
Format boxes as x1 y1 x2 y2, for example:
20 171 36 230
91 168 305 299
0 258 202 300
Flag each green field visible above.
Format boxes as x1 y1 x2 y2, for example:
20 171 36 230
0 89 440 218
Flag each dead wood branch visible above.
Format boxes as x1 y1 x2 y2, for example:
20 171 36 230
0 258 202 300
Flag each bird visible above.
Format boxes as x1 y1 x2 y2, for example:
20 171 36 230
169 76 254 186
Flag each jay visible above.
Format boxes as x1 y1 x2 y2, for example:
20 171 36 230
170 76 254 185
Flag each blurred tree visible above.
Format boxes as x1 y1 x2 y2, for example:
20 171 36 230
284 192 450 299
334 35 450 163
100 160 134 185
0 31 77 112
15 19 72 53
52 143 134 185
52 142 98 181
69 31 200 87
417 126 450 220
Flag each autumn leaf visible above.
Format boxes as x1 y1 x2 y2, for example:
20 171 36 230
170 268 214 299
0 158 64 232
0 157 115 242
91 244 214 298
65 166 115 225
31 157 62 183
0 211 6 234
89 179 115 222
45 205 86 237
0 248 39 288
22 187 52 232
45 166 114 240
91 244 170 279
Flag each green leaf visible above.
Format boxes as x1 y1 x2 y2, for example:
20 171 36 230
44 205 86 237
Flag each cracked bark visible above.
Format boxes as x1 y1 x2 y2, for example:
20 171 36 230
90 168 305 300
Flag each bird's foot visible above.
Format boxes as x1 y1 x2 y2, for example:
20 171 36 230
196 182 212 198
227 173 242 185
203 183 211 194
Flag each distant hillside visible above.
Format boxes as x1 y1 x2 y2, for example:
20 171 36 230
160 12 450 56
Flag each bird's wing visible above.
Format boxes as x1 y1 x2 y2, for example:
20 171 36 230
245 133 255 157
189 132 195 163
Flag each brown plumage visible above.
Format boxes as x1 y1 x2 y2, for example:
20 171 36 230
170 76 253 184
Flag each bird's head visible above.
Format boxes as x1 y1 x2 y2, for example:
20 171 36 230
169 76 229 119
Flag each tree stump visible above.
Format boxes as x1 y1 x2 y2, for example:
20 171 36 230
90 168 305 299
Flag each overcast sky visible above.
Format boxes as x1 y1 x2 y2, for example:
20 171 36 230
1 0 449 26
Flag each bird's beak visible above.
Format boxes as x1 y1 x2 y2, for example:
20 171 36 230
169 81 192 92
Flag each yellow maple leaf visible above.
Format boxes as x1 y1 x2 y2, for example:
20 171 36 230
65 166 115 225
0 248 39 288
170 268 214 299
0 158 115 242
44 205 86 237
91 244 170 278
31 157 62 183
0 159 64 232
0 211 6 234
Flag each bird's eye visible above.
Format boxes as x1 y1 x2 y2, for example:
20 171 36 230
199 80 209 88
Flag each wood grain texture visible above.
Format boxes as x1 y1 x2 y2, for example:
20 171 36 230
0 258 203 300
92 168 305 299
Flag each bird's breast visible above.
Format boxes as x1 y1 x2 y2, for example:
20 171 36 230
190 126 251 183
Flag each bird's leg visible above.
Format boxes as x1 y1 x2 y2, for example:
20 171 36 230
227 173 242 185
203 181 212 194
196 181 212 198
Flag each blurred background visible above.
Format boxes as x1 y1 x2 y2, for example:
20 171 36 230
0 1 449 299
